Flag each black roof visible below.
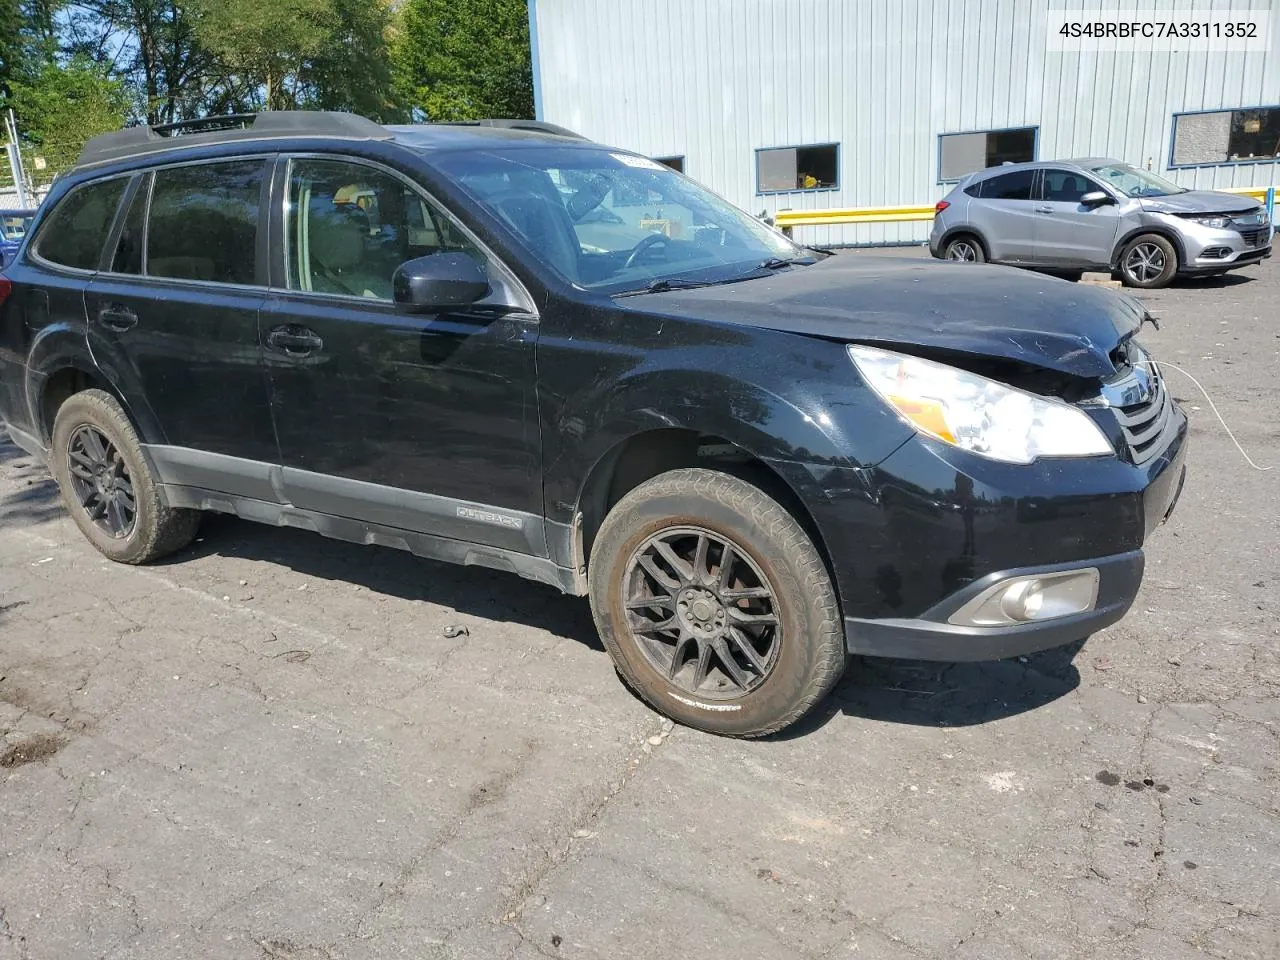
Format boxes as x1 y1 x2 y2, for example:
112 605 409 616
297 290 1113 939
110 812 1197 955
75 112 590 170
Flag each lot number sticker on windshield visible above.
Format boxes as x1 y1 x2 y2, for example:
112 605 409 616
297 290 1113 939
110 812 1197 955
611 153 666 170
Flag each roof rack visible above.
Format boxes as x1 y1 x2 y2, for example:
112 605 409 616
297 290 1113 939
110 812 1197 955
76 111 393 169
435 119 587 140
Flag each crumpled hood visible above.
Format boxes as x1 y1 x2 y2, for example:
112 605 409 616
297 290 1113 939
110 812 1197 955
1140 190 1261 215
640 256 1149 378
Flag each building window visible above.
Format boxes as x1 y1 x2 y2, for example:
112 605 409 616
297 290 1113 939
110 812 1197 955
938 127 1037 181
756 144 838 193
1172 107 1280 166
654 156 684 173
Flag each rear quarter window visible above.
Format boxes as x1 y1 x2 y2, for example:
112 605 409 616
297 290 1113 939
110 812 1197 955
981 170 1037 201
33 177 128 271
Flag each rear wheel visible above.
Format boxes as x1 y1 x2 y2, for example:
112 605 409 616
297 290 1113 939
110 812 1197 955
589 468 846 737
1119 234 1178 288
49 389 200 564
943 235 986 263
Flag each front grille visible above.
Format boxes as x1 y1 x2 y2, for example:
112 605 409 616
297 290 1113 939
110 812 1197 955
1113 361 1173 465
1238 227 1266 247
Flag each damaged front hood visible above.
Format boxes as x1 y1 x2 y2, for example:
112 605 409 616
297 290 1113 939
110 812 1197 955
1140 191 1261 215
643 256 1147 378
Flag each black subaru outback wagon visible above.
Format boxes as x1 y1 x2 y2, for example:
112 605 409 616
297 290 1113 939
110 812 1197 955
0 112 1187 736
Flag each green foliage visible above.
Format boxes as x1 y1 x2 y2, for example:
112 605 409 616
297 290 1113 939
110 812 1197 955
1 0 531 176
192 0 335 109
393 0 533 121
0 0 20 91
7 55 129 173
301 0 400 120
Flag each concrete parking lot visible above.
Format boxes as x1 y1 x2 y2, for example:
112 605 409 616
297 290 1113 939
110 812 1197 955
2 252 1277 960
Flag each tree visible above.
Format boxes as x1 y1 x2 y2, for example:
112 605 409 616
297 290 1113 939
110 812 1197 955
59 0 231 124
299 0 399 120
192 0 334 110
392 0 533 122
7 55 129 173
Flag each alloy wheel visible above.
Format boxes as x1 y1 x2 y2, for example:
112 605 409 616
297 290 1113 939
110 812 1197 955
623 526 781 698
946 240 977 262
66 425 136 538
1125 242 1166 284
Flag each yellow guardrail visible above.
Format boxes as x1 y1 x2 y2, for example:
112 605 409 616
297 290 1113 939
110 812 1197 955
773 204 937 227
774 185 1277 228
1222 185 1271 201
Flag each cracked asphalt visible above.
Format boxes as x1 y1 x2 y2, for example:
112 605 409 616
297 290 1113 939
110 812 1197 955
2 252 1278 960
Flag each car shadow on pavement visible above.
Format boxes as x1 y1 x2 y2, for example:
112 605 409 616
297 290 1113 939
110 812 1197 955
773 640 1085 737
0 436 64 527
165 513 606 651
1168 272 1255 289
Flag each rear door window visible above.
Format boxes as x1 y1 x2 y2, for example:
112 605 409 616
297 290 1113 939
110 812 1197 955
147 160 265 285
982 170 1038 201
110 175 150 275
33 177 128 270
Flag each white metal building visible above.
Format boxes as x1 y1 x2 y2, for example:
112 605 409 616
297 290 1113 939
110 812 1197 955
528 0 1280 245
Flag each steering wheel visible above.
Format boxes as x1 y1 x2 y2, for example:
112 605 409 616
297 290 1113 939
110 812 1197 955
624 233 671 270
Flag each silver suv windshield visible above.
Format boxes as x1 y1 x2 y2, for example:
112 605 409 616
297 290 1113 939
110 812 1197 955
433 146 801 292
1086 163 1187 198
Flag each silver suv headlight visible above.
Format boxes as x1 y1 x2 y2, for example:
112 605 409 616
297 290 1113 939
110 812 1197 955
848 345 1114 464
1183 214 1232 229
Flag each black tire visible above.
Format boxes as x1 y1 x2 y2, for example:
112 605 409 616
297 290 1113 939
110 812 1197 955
588 468 846 737
943 234 986 263
49 389 200 564
1119 234 1178 288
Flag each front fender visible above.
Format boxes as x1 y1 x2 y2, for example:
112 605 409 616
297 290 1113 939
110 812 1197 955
539 328 915 522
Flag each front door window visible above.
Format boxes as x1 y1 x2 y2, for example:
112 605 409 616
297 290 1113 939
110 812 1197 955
285 158 483 301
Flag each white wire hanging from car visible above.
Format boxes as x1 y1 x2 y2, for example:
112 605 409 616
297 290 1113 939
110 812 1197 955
1138 359 1272 472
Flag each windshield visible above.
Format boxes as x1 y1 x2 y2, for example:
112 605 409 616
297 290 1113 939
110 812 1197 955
0 215 32 241
1086 163 1187 198
432 147 801 292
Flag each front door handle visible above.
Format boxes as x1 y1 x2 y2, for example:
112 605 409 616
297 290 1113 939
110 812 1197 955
267 325 324 356
1035 206 1054 214
97 304 138 332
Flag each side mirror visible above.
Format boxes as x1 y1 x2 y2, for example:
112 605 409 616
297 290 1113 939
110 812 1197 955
392 252 490 311
1081 191 1115 207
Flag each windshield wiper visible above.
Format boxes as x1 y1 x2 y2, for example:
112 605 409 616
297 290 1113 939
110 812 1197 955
612 277 717 298
758 255 818 270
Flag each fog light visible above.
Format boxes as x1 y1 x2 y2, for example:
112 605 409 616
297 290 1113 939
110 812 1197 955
999 580 1044 621
949 569 1100 627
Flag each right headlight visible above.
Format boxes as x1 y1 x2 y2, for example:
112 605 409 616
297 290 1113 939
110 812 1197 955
1185 214 1233 229
848 345 1114 464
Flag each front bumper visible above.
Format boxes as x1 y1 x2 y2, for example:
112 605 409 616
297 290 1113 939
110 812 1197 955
844 551 1143 660
785 399 1189 662
1175 219 1273 273
840 423 1186 660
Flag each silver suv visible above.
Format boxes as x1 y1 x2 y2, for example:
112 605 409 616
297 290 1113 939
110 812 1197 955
930 159 1273 288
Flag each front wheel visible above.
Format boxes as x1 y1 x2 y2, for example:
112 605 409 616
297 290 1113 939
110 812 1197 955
588 468 846 737
1119 234 1178 288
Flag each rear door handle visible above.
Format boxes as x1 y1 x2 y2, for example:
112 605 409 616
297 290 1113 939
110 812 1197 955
97 304 138 332
267 325 324 356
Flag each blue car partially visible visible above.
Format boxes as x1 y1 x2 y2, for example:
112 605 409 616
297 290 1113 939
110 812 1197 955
0 209 37 269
